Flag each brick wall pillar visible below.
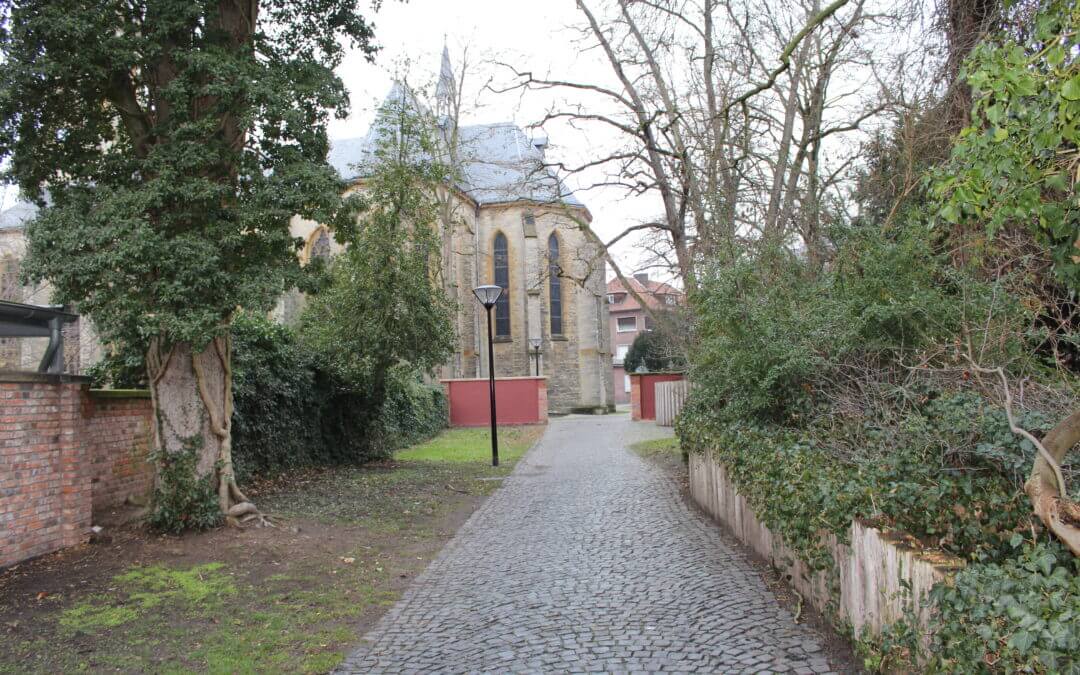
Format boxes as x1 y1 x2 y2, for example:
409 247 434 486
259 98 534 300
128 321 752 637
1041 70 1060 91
537 378 548 423
59 382 91 547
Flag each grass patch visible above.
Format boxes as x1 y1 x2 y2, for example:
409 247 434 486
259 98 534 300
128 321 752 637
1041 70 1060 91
630 436 681 458
395 426 539 464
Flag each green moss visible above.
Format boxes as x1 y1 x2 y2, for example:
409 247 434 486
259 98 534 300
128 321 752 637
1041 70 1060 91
59 603 140 632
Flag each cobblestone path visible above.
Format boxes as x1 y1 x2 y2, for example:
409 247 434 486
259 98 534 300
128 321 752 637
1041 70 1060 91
339 415 852 674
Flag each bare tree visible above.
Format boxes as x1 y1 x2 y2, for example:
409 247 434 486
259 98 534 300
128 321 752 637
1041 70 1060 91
494 0 909 288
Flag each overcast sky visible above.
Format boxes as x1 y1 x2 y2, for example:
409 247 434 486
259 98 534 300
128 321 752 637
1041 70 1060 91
328 0 661 281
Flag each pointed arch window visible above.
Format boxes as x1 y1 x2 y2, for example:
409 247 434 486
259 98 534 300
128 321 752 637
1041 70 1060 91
493 232 511 337
311 228 332 260
548 234 563 335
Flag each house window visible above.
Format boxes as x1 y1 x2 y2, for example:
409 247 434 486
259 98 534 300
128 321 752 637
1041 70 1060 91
548 234 563 335
607 294 616 305
493 232 511 337
614 344 629 364
664 294 677 306
616 316 637 332
644 315 655 331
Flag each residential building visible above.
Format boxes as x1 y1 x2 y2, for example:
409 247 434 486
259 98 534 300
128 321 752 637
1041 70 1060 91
607 273 683 404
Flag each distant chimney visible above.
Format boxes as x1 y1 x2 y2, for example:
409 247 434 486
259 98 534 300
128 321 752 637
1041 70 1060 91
633 272 649 284
532 134 548 158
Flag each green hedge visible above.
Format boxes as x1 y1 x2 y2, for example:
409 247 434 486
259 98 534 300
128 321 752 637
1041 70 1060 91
230 312 447 482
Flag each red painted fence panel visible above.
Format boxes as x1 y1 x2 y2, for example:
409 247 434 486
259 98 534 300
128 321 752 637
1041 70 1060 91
630 373 685 421
441 377 548 427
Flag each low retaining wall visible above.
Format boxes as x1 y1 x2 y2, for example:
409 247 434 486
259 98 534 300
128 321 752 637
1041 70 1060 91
0 375 153 569
655 380 690 426
688 452 962 640
629 372 685 421
441 377 548 427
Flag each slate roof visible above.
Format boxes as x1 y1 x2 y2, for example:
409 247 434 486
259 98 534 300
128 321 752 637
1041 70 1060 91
328 86 585 210
0 199 38 230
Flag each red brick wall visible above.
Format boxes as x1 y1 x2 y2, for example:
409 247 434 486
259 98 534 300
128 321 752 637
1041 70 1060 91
0 376 152 569
83 391 153 516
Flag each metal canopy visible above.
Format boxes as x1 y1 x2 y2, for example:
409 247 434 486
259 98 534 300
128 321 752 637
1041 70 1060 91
0 300 78 374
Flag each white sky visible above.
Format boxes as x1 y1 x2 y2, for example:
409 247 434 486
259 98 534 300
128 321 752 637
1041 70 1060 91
329 0 658 279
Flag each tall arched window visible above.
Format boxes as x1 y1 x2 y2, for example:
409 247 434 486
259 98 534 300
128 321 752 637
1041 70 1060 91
310 228 331 261
548 233 563 335
0 257 20 367
493 232 511 337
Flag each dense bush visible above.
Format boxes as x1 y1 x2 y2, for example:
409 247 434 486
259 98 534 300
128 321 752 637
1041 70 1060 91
93 312 448 484
230 312 323 482
231 312 447 482
689 227 1027 426
678 223 1075 667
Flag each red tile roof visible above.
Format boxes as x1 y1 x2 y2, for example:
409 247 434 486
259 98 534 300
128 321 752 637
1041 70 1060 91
606 276 683 312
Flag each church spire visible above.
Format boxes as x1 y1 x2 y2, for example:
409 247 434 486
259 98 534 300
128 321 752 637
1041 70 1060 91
436 43 456 123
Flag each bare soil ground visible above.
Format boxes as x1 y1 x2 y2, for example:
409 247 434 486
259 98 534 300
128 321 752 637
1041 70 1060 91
0 426 544 674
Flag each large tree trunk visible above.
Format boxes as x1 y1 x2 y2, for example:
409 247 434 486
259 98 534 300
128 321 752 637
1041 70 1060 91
1025 408 1080 556
146 335 260 526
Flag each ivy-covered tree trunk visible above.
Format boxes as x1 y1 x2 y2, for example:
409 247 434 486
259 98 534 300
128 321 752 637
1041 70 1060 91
147 335 257 526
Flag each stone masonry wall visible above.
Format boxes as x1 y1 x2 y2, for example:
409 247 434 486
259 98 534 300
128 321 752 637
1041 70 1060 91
0 376 153 569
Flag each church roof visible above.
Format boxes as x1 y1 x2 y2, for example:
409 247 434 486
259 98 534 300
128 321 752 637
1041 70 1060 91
0 199 38 230
328 87 585 210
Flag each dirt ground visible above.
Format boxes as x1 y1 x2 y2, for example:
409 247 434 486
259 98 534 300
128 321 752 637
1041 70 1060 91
0 426 544 674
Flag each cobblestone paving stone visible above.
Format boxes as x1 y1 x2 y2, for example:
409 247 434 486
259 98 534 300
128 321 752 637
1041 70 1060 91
339 415 853 674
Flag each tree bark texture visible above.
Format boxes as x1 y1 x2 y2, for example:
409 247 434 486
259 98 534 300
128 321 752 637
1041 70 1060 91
1025 408 1080 556
146 336 256 525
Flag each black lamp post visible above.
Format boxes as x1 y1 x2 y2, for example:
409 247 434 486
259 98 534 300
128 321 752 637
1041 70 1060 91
473 284 502 467
528 337 542 377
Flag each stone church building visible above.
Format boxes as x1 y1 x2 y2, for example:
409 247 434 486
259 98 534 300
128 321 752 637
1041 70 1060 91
283 53 614 414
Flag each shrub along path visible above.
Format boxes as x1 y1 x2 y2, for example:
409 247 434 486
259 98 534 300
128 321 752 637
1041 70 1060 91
339 415 854 674
0 426 543 674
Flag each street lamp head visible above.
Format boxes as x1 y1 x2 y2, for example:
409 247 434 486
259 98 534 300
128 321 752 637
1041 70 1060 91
528 337 542 350
472 284 502 308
